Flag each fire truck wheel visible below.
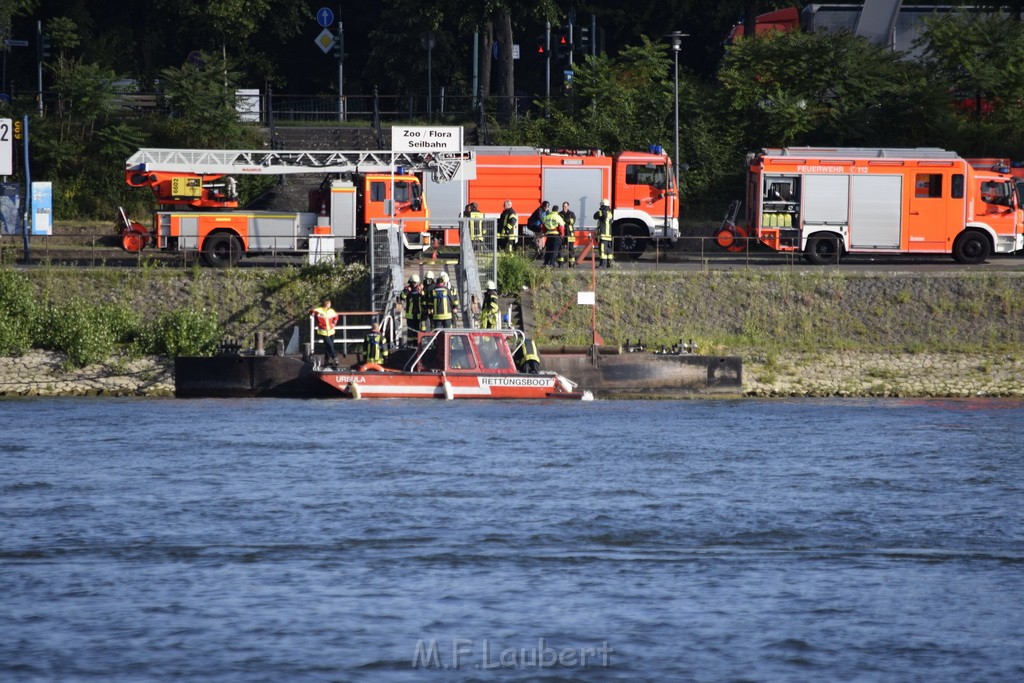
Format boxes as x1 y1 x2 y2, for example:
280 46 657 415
804 234 841 265
952 230 991 265
202 233 242 268
614 222 649 260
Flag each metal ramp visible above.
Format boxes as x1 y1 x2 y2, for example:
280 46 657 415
455 217 498 328
369 223 404 344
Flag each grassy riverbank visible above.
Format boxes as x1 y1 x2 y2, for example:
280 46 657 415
2 264 1024 397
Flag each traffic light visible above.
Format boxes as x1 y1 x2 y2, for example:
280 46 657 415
554 30 570 59
38 34 51 60
534 34 548 59
575 27 590 53
333 32 344 61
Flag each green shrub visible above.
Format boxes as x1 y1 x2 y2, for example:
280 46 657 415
40 298 119 368
0 269 36 355
139 308 220 357
497 251 534 295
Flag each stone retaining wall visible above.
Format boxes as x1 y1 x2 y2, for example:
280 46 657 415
1 349 1021 398
0 351 174 397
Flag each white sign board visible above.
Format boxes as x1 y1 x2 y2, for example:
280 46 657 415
391 126 463 153
0 119 12 176
577 291 595 306
235 89 260 123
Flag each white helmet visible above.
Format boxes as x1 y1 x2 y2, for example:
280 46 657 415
409 274 420 284
486 279 496 290
439 272 449 282
601 198 610 206
425 271 435 280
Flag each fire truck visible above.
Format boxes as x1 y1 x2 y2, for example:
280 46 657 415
121 148 470 266
727 147 1023 264
422 146 679 259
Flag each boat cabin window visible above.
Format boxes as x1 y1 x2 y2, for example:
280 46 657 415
448 335 476 370
476 335 513 370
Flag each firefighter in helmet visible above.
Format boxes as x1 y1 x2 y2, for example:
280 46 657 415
594 198 614 268
431 272 460 329
479 279 500 329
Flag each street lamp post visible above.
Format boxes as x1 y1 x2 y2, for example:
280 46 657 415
664 32 687 191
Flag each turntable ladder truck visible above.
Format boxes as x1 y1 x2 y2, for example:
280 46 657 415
121 148 472 266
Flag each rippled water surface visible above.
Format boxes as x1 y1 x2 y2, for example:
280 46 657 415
2 397 1023 681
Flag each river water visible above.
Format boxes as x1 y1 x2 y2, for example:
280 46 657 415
1 397 1022 682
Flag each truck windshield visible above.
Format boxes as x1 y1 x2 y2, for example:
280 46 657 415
394 181 411 203
980 180 1014 207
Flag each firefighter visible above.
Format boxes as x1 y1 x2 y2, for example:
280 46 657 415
498 200 518 252
422 271 436 330
541 202 565 267
479 279 500 329
431 271 460 329
468 202 484 242
310 297 339 368
557 201 577 267
515 335 541 374
594 198 614 268
398 274 422 346
362 322 389 366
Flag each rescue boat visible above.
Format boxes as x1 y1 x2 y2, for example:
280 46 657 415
314 328 591 400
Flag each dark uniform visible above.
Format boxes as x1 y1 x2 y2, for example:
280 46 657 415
594 202 614 268
363 327 388 365
557 205 576 267
468 202 484 242
479 287 500 329
498 205 518 252
431 276 460 329
515 337 541 374
399 279 423 346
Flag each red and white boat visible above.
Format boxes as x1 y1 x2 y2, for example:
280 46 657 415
314 328 591 400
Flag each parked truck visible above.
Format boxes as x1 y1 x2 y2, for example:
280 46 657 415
121 148 470 266
724 147 1023 264
422 145 679 259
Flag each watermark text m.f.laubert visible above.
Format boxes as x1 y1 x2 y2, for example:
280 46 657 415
411 638 613 670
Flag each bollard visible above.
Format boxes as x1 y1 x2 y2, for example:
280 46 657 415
255 331 265 356
275 339 284 356
301 342 312 362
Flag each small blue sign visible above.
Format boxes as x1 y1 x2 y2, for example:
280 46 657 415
316 7 334 28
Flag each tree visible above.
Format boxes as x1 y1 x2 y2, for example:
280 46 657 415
717 28 935 150
916 10 1024 156
159 51 257 148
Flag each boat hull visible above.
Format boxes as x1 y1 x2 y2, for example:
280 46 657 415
315 370 581 399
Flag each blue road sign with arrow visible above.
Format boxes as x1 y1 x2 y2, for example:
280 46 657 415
317 7 334 28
